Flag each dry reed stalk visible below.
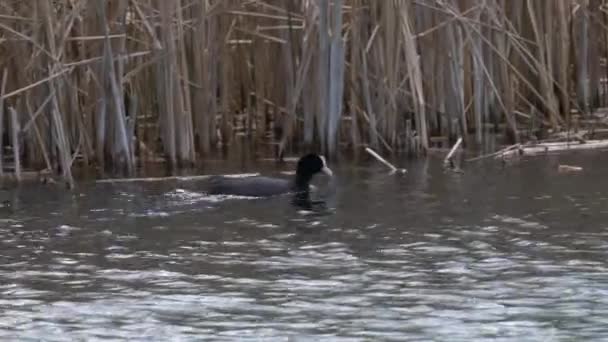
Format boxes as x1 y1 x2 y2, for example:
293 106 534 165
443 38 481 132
253 38 269 144
127 93 138 165
0 69 7 177
556 0 571 124
445 11 466 141
156 0 177 167
0 68 71 101
190 0 212 155
356 106 393 151
50 83 75 189
502 139 608 157
466 143 521 162
398 0 428 151
488 2 515 143
385 1 401 145
292 11 317 144
8 107 20 181
98 0 132 174
316 0 330 153
348 1 361 150
470 4 486 144
24 98 53 172
276 5 297 158
436 2 525 142
525 1 560 129
327 0 345 157
360 47 378 150
131 0 162 50
175 0 196 164
218 15 231 148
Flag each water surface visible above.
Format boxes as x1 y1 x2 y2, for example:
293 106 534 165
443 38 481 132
1 153 608 341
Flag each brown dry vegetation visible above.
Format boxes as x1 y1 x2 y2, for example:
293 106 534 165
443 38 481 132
0 0 606 184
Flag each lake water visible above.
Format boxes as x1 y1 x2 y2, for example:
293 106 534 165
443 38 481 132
1 152 608 341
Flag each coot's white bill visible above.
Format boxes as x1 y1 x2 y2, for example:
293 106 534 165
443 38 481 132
320 156 333 177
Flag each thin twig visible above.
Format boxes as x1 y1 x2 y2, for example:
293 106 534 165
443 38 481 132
0 67 72 101
466 144 521 162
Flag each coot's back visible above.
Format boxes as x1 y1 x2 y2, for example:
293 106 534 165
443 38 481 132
207 176 293 197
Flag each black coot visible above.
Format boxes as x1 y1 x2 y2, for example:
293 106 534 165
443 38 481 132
207 153 332 198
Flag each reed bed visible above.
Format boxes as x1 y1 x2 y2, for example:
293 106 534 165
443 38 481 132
0 0 606 184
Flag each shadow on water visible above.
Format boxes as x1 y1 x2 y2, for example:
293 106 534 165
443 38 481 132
2 152 608 340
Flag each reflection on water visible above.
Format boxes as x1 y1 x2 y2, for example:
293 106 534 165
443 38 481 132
1 153 608 340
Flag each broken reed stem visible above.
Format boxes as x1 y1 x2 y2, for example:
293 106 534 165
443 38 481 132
444 137 463 166
365 147 397 172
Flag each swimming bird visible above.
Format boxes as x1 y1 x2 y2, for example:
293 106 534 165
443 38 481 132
207 153 333 198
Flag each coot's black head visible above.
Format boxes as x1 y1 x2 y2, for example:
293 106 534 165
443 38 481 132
295 153 332 186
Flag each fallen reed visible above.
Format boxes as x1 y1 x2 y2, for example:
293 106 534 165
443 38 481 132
0 0 606 184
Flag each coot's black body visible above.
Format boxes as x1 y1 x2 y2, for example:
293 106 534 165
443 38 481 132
208 176 293 197
207 154 332 198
